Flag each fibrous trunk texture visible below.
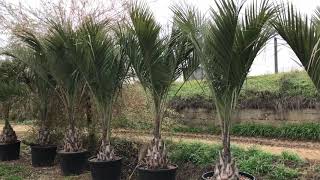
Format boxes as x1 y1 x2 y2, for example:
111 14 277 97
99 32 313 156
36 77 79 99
96 140 115 161
140 138 168 169
37 125 50 145
63 127 83 152
85 94 97 155
208 151 239 180
0 120 17 144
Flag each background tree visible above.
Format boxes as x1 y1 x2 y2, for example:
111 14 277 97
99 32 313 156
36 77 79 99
126 2 198 168
173 0 274 179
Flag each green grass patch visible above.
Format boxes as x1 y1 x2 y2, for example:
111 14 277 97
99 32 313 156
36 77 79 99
0 163 29 180
168 71 319 100
231 123 320 141
168 141 303 179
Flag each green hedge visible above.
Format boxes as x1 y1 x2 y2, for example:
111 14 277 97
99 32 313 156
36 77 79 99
173 123 320 141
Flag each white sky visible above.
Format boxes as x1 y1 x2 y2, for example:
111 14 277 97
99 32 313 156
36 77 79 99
1 0 320 76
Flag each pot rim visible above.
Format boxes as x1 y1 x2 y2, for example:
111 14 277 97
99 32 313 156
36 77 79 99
88 156 122 164
201 171 255 180
0 140 21 146
137 164 178 172
30 144 57 148
57 149 88 154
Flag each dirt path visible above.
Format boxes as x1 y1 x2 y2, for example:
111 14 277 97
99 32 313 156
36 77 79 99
2 124 320 161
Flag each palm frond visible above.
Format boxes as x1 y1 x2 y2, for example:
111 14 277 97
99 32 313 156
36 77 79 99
78 17 130 141
128 1 198 107
273 3 320 89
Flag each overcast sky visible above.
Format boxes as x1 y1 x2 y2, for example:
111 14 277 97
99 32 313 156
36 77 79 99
2 0 320 76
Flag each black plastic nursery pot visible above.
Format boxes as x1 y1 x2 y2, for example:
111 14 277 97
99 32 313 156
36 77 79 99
0 140 20 161
58 150 88 176
88 157 122 180
201 171 256 180
30 144 57 167
137 164 178 180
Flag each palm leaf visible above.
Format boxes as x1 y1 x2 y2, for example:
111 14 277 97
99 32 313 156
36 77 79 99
273 3 320 89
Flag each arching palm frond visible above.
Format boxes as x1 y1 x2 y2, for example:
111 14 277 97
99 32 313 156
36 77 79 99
45 19 86 125
273 3 320 89
0 60 27 103
128 1 198 132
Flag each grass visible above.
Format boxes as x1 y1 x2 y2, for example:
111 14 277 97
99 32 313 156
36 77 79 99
168 71 319 100
0 163 29 180
230 122 320 141
113 116 320 141
168 141 303 179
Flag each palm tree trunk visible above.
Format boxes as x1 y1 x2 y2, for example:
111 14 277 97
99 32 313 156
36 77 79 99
102 104 112 144
4 102 10 120
222 118 231 164
214 96 238 180
85 94 96 154
153 102 161 139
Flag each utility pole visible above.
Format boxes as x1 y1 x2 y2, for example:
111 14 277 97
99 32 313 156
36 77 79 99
274 37 278 74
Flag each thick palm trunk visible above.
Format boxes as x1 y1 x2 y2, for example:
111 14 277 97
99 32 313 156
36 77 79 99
85 94 96 155
4 103 10 120
97 104 115 161
213 96 239 180
153 108 161 139
63 103 82 152
222 118 231 164
38 101 50 145
153 98 161 139
0 120 17 143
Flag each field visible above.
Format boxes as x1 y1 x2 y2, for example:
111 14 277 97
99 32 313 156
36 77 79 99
0 124 320 180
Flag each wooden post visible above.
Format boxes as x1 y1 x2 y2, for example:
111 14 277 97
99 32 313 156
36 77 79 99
274 37 278 74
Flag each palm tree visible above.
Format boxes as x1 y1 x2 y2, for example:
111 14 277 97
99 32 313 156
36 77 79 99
44 19 87 152
78 17 129 160
0 60 25 144
173 0 274 179
273 3 320 90
4 31 56 146
126 2 198 168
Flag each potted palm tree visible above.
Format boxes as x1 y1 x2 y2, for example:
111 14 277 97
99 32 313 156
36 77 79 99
126 2 197 180
78 17 129 180
44 19 88 175
173 0 274 179
5 31 58 167
0 60 25 161
273 3 320 91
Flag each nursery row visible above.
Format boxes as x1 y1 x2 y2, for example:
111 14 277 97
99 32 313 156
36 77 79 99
0 138 315 180
0 0 320 179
